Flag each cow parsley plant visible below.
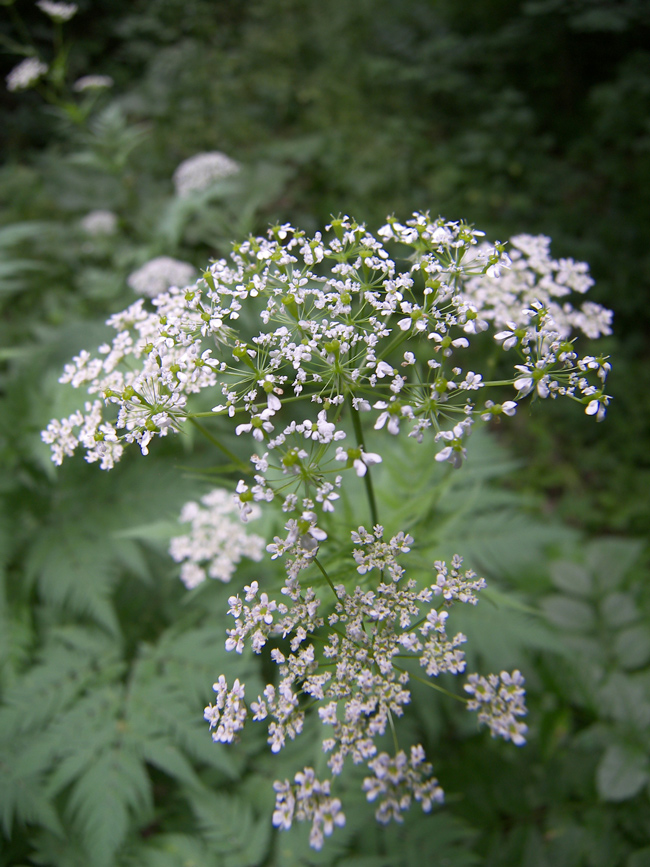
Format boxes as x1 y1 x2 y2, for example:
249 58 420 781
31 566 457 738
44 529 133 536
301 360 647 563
43 212 612 847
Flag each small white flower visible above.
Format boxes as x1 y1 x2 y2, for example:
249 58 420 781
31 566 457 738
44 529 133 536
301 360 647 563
494 325 520 351
375 361 395 378
335 447 382 477
585 396 608 421
434 421 472 468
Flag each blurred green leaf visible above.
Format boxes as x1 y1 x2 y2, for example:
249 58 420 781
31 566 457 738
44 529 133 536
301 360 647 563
596 743 649 801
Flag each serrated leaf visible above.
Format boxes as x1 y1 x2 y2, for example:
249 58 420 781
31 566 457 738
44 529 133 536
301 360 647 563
600 592 640 628
0 737 62 838
141 739 202 789
586 539 644 591
25 529 120 634
597 674 650 729
0 626 122 734
614 624 650 670
596 743 649 801
66 749 152 866
113 520 179 545
187 790 272 867
121 833 212 867
26 827 91 867
0 221 52 248
540 595 595 632
550 561 593 597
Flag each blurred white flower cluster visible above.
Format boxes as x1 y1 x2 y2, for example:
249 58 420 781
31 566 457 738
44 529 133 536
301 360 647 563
126 256 196 298
6 57 48 92
169 488 265 588
73 75 114 92
80 210 117 236
36 1 78 22
172 151 240 197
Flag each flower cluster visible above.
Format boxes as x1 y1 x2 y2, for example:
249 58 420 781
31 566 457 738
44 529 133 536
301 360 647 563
172 151 240 198
203 528 525 846
73 75 114 92
363 746 444 824
126 256 196 298
42 214 612 535
80 209 118 236
6 57 48 92
169 488 265 588
273 769 345 850
36 1 78 22
464 670 528 745
203 675 247 744
463 233 611 339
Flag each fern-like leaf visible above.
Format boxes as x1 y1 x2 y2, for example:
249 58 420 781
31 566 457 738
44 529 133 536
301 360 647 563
66 750 152 867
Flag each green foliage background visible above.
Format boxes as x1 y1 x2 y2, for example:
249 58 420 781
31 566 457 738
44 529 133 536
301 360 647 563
1 0 649 864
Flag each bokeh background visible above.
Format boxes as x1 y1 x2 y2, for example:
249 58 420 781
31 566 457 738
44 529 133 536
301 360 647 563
1 1 650 865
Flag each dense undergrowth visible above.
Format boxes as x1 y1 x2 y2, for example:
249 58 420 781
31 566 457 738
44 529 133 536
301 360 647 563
1 1 649 865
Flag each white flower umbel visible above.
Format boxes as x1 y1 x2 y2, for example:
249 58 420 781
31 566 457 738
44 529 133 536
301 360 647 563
464 234 612 341
173 151 240 198
204 675 247 744
44 212 613 484
6 58 48 92
363 746 444 823
127 256 196 298
80 210 118 236
207 532 526 847
169 488 265 588
36 1 78 21
73 75 114 92
273 769 346 850
464 670 528 745
41 211 614 848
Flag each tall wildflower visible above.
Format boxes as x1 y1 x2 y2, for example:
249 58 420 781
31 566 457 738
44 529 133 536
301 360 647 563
43 212 612 846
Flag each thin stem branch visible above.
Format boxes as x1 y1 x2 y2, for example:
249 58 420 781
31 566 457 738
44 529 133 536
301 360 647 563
387 709 400 754
188 418 250 474
313 557 339 600
393 663 468 703
348 395 379 527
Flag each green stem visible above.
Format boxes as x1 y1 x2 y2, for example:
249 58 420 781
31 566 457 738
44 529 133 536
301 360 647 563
348 396 379 527
387 709 400 754
377 324 411 360
394 663 468 703
188 418 250 474
187 392 308 419
313 557 339 600
9 5 33 48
